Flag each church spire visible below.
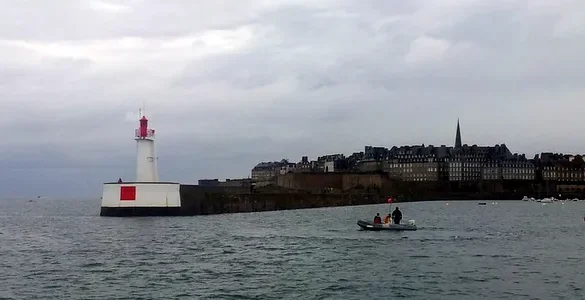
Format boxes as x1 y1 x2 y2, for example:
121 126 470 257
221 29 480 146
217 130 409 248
455 119 462 148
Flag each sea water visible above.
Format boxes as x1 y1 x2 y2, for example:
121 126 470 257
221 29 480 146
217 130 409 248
0 199 583 299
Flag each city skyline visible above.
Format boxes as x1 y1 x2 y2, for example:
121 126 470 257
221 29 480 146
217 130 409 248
250 121 585 189
1 1 584 197
255 119 579 167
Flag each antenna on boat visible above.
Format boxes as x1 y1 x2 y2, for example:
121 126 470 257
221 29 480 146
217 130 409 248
387 197 393 219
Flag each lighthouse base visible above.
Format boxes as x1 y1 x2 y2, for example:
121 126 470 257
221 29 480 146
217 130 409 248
100 206 182 216
100 182 181 217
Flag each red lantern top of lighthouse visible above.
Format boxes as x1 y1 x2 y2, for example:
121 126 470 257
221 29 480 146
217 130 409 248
135 113 155 139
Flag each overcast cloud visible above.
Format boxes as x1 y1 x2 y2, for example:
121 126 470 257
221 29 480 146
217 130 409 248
0 0 584 198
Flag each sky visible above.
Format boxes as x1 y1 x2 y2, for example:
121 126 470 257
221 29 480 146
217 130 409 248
0 0 584 198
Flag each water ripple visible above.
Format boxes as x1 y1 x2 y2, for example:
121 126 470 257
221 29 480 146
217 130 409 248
0 199 584 299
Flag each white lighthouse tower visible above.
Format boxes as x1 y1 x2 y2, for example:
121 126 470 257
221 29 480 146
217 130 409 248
135 112 159 182
100 110 182 216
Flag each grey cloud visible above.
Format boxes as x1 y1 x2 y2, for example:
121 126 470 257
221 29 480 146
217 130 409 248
174 51 281 89
0 0 584 197
0 0 295 40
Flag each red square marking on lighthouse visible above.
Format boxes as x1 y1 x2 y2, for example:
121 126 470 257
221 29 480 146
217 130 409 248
120 186 136 201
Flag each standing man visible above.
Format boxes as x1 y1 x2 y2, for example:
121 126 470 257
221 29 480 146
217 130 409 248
391 207 402 224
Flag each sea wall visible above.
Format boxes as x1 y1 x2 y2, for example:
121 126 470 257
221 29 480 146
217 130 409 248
277 172 585 200
381 179 585 200
178 184 385 215
175 175 585 216
276 172 385 190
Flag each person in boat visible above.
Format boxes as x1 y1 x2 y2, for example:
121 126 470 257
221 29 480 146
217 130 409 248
373 213 382 224
383 213 391 224
391 207 402 224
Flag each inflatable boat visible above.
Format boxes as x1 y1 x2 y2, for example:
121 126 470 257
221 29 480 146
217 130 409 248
357 219 417 231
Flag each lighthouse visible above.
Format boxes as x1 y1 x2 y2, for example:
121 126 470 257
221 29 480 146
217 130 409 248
135 113 159 182
100 110 181 217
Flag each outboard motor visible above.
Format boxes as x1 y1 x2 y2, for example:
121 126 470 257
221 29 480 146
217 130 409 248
408 220 416 226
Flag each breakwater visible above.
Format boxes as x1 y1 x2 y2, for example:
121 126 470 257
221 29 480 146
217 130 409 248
99 184 388 217
276 172 585 200
100 172 585 217
178 185 385 215
180 175 585 215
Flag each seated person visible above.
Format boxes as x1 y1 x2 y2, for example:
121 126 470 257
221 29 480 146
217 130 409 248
383 213 391 224
373 213 382 224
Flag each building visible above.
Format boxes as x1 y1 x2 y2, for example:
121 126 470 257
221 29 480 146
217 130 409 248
537 153 585 182
364 146 388 161
318 154 349 172
481 161 501 180
198 178 253 187
251 119 585 186
358 120 535 182
382 145 442 181
501 154 536 180
295 156 318 173
251 159 292 181
449 144 514 182
455 119 462 148
346 152 365 171
198 179 220 186
357 159 381 172
279 161 296 175
315 154 346 172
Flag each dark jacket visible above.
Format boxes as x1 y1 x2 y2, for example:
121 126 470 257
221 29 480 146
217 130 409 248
391 209 402 220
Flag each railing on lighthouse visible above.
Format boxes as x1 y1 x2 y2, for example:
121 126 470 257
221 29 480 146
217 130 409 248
135 128 155 139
